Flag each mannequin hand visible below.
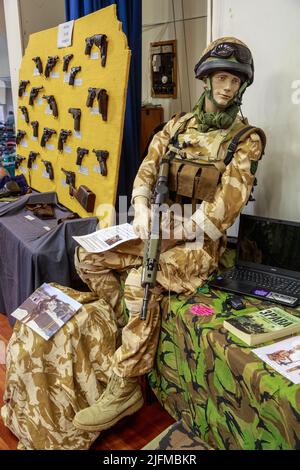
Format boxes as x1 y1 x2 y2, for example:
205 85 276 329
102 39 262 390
133 197 151 240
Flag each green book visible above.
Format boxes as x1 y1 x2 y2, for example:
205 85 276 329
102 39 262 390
223 307 300 346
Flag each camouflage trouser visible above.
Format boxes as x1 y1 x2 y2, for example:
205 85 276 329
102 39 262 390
75 239 214 378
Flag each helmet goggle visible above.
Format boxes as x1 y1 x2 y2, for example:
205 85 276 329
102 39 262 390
201 42 252 65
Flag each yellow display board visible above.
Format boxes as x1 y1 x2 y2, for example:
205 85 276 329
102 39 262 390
16 5 130 222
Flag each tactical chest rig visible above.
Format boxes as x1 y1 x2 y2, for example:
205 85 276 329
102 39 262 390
165 113 266 207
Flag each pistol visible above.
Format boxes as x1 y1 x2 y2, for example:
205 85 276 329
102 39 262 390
61 168 76 195
96 89 108 121
32 56 43 74
42 95 58 117
63 53 74 72
42 160 54 180
93 34 108 67
45 55 59 78
29 86 44 106
41 127 56 147
31 121 39 138
69 66 81 85
86 87 97 108
19 106 29 124
71 185 96 212
68 108 81 132
18 80 30 98
15 155 26 170
85 36 94 55
27 151 40 169
93 149 109 176
76 147 89 166
16 130 26 145
58 129 72 152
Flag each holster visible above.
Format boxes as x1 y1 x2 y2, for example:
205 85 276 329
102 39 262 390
72 185 96 213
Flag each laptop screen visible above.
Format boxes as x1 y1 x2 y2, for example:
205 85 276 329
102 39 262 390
237 215 300 275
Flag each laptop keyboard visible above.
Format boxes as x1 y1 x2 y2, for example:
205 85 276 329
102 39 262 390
223 268 300 295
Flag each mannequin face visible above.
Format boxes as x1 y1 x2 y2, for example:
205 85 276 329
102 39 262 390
211 71 241 107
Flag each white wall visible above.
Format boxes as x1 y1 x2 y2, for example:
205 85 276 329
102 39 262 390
142 0 208 120
213 0 300 224
0 0 10 77
3 0 65 117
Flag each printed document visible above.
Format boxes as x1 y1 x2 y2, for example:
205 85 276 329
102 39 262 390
73 223 138 253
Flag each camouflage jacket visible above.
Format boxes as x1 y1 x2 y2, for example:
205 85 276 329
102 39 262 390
132 114 264 249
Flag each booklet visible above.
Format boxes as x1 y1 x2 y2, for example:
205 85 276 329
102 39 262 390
223 306 300 346
73 222 138 253
253 336 300 384
11 283 82 340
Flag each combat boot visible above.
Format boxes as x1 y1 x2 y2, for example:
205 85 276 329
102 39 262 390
73 372 144 431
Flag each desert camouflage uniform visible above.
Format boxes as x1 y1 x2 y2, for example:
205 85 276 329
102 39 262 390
76 113 263 378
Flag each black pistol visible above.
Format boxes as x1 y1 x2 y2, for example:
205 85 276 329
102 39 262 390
27 151 40 169
42 160 54 180
18 80 30 97
63 53 74 72
86 87 97 108
93 149 109 176
61 168 76 195
32 56 43 74
68 108 81 132
58 129 72 152
45 56 59 78
29 86 44 106
16 130 26 145
76 147 89 166
69 66 81 85
15 155 26 170
30 121 39 138
41 127 56 147
42 95 58 117
96 89 108 121
93 34 108 67
19 106 29 123
85 36 94 55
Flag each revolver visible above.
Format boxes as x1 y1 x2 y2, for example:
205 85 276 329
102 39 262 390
58 129 72 152
68 108 81 132
61 168 76 195
85 36 94 55
18 80 30 97
42 95 58 117
31 121 39 138
32 56 43 74
41 127 56 147
42 160 54 180
96 89 108 121
93 149 109 176
19 106 29 124
86 87 97 108
16 130 26 145
63 53 74 72
76 147 89 166
93 34 108 67
69 66 81 85
45 55 59 78
15 155 26 170
29 86 44 106
27 151 40 169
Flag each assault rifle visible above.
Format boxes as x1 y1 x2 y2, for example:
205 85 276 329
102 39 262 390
140 155 171 321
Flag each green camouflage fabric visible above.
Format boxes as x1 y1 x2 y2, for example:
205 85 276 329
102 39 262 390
1 284 119 450
142 418 213 450
76 115 263 379
149 285 300 450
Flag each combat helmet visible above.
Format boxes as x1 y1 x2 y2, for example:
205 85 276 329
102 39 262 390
194 37 254 107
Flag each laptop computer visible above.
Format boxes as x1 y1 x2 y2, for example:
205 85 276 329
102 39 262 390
209 214 300 307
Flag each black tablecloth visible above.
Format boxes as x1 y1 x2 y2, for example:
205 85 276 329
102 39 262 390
0 192 98 323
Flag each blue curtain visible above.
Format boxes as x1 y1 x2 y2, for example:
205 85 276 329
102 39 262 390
65 0 141 204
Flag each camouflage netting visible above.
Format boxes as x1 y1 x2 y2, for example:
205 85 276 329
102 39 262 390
149 285 300 450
